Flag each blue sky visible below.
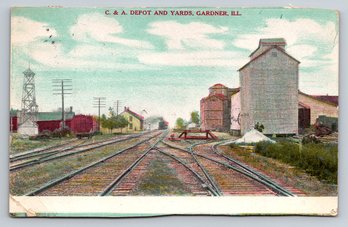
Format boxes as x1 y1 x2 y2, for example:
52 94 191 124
10 7 339 125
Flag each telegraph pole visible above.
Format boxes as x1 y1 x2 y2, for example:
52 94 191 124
113 100 122 116
93 97 106 132
53 79 72 129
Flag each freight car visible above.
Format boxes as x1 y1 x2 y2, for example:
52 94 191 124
158 120 169 130
70 114 98 139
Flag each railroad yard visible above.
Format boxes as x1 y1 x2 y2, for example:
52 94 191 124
9 130 337 197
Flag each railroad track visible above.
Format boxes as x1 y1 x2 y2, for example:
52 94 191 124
156 141 222 196
9 131 155 171
27 131 165 196
9 138 79 161
20 132 297 197
156 148 218 196
210 142 298 196
162 140 295 196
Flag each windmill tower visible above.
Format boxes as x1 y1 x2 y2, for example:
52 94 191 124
18 67 39 135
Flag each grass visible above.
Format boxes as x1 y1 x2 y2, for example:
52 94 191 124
254 141 338 184
9 132 134 155
10 135 73 154
133 158 191 195
220 142 337 196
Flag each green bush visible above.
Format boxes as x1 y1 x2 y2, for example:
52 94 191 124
255 141 337 183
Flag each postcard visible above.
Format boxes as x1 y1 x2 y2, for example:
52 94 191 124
9 7 339 217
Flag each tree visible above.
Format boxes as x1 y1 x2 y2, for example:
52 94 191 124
115 115 128 133
190 111 200 125
100 107 118 133
175 117 186 130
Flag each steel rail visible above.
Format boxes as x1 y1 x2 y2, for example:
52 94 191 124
24 132 163 196
10 131 156 172
10 131 153 163
156 148 219 196
162 140 294 196
161 140 223 196
10 139 88 162
9 138 79 160
99 131 169 196
211 142 295 197
188 145 223 196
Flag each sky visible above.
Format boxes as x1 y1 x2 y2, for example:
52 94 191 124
10 7 339 126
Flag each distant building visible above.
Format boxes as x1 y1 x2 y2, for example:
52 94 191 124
298 91 338 125
36 111 75 132
200 84 238 131
120 107 144 132
238 38 300 135
10 109 19 132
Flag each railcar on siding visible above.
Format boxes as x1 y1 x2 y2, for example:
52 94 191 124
70 115 98 138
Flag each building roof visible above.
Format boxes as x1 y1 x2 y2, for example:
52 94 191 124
36 112 75 121
122 108 144 121
298 102 311 109
259 38 286 44
299 91 338 106
249 38 287 57
209 83 227 88
229 87 240 95
238 46 300 72
201 93 227 101
10 109 19 117
312 95 338 106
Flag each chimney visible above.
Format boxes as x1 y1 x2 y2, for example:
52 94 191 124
70 106 73 113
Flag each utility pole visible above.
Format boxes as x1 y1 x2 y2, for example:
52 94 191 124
53 79 72 129
113 100 122 116
93 97 106 133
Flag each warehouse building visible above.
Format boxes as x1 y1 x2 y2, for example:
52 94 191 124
298 91 338 125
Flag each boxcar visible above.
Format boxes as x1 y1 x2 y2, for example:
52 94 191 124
71 115 98 138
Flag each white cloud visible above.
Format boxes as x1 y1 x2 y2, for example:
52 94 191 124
11 15 154 71
70 13 153 49
287 44 317 60
140 21 236 67
233 18 337 51
67 44 120 58
233 18 338 95
11 17 58 45
147 21 228 50
138 51 247 67
28 42 151 70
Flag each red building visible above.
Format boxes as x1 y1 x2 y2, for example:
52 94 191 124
10 109 18 132
200 84 237 131
36 112 75 132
